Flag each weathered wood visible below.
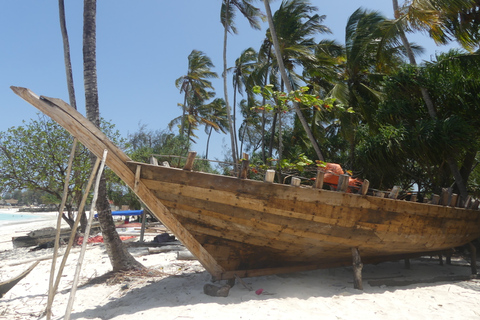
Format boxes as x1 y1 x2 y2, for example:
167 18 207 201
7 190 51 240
0 261 40 298
431 194 440 205
314 171 324 189
12 87 224 278
337 174 349 192
149 156 159 166
388 186 401 199
148 245 185 254
359 179 369 195
410 194 417 202
374 191 385 198
450 194 458 207
183 151 197 171
404 258 410 269
13 87 480 283
352 248 363 290
238 153 249 179
440 188 451 206
134 165 141 193
264 169 275 183
291 177 301 187
177 250 197 260
162 161 170 167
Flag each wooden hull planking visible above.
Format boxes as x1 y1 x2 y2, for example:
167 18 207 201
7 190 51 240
12 87 480 280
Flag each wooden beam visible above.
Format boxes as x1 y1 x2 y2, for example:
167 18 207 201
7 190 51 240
352 247 363 290
11 87 225 278
134 165 141 193
388 186 401 199
149 155 159 166
239 153 249 179
291 177 301 187
264 169 275 183
469 242 477 275
359 179 369 195
337 174 349 192
183 151 197 171
314 170 324 189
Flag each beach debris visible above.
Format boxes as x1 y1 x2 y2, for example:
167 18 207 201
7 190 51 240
255 288 263 295
203 283 231 297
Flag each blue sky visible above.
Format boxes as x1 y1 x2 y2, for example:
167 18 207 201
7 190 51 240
0 1 457 161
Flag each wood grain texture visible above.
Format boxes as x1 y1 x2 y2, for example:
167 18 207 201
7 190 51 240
12 87 480 281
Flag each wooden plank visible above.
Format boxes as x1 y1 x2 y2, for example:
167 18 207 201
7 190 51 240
238 153 249 179
431 194 440 205
183 151 197 171
450 194 458 207
149 156 159 166
388 186 401 199
359 179 369 195
291 177 301 186
134 165 141 193
11 87 225 278
314 171 324 189
264 169 275 183
337 174 349 192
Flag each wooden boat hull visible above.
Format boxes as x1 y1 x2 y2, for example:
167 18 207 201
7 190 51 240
127 161 480 279
12 87 480 280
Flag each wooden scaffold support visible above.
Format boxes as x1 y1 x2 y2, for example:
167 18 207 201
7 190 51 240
352 247 363 290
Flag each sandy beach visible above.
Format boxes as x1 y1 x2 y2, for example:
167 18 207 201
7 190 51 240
1 209 480 320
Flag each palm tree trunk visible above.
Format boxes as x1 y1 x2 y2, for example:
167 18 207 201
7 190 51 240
206 126 213 159
83 0 143 271
392 0 468 201
223 0 238 172
262 0 324 161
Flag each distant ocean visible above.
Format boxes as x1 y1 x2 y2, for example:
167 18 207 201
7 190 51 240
0 210 40 225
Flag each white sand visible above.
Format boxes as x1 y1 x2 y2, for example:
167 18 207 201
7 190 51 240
1 209 480 320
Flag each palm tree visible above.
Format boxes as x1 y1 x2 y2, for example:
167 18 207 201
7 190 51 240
262 0 329 161
229 47 258 160
175 50 218 139
83 0 143 271
203 98 229 159
221 0 264 172
392 0 475 201
172 50 219 148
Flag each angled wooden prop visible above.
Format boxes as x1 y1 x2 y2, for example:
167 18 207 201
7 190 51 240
0 261 40 298
10 86 224 278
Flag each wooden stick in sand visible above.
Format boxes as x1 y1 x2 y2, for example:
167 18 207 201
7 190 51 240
64 149 108 320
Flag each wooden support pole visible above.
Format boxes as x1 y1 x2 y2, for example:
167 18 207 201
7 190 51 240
469 242 477 275
64 150 108 320
450 193 458 207
238 153 249 179
440 188 451 206
351 247 363 290
388 186 401 199
337 174 349 192
291 177 301 187
183 151 197 171
314 170 324 189
404 258 410 269
140 210 147 243
264 169 275 183
46 138 78 320
410 194 417 202
431 194 440 205
134 165 141 193
359 179 369 195
149 155 158 166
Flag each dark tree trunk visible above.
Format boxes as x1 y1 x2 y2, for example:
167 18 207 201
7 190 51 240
83 0 143 271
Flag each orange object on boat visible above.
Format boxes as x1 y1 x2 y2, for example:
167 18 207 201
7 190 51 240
321 163 362 192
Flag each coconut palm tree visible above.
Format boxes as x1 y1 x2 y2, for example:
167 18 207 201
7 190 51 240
262 0 330 161
175 50 218 139
172 50 219 148
83 0 143 272
221 0 264 172
229 47 258 160
392 0 476 201
203 98 229 159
